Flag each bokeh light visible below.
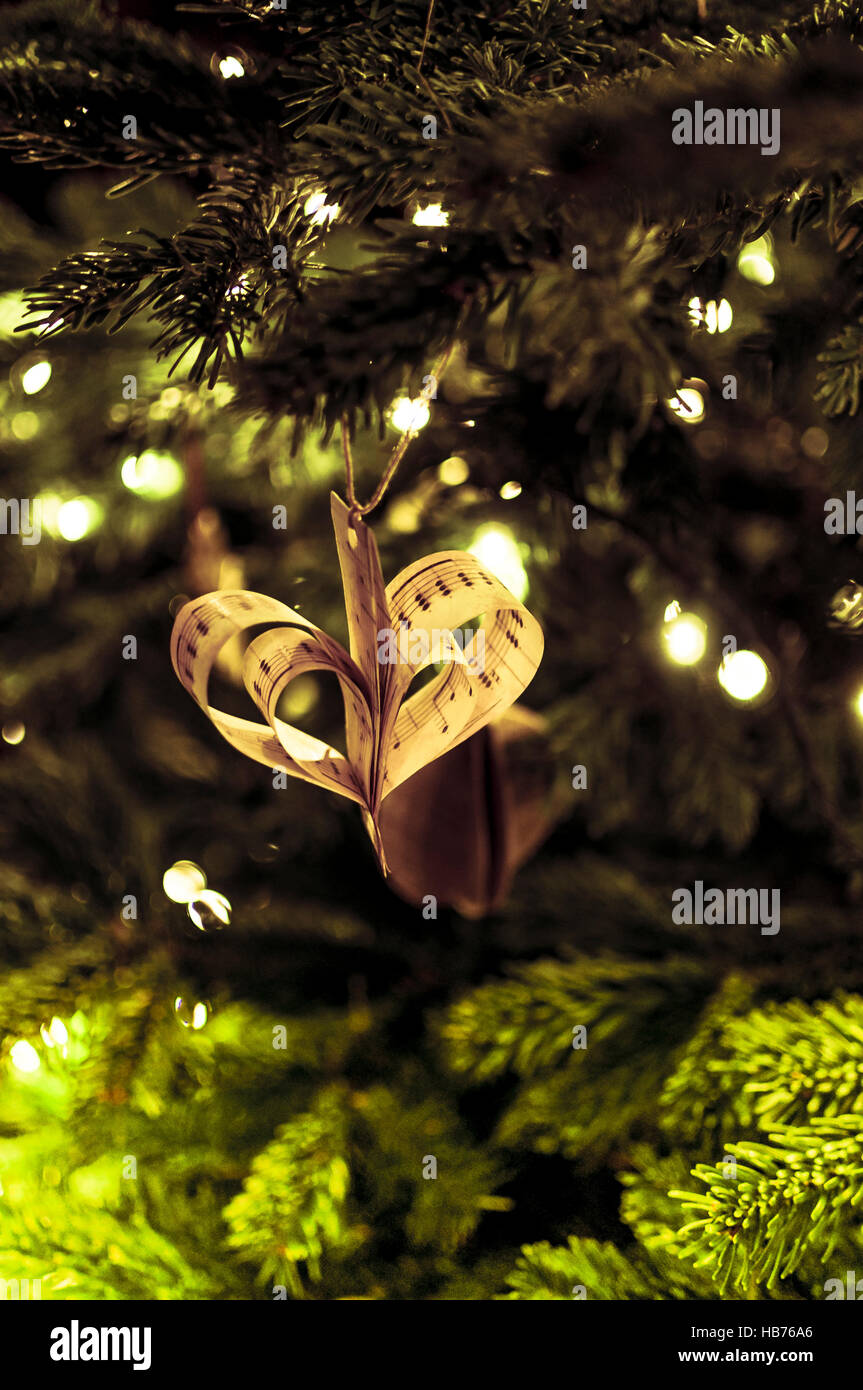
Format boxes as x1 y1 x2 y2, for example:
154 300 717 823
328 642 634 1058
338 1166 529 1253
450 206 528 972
56 496 103 541
162 860 207 904
390 396 431 432
737 235 776 285
468 525 529 601
10 1039 40 1073
20 360 52 395
718 650 770 702
664 612 707 666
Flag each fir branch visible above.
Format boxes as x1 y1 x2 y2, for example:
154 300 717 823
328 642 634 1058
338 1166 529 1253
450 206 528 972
716 994 863 1130
659 974 758 1152
0 1190 220 1300
670 1117 863 1293
223 1086 360 1296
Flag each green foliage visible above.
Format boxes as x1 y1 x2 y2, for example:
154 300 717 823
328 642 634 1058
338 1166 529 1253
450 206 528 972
504 1237 662 1301
4 0 863 1306
671 1119 863 1294
439 954 713 1162
224 1088 358 1296
0 1192 220 1300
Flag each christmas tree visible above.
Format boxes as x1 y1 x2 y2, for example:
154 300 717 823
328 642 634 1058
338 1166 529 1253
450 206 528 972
2 0 863 1304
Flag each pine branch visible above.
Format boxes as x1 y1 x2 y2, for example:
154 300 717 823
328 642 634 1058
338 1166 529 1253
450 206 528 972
716 994 863 1130
670 1117 863 1293
223 1086 359 1296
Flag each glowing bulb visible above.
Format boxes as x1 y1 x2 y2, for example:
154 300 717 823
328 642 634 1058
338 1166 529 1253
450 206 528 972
740 256 775 286
187 889 231 932
11 412 39 441
56 497 102 541
390 396 431 432
219 55 245 78
174 997 209 1030
438 456 469 486
49 1017 68 1045
303 191 340 225
2 721 25 745
667 387 705 424
664 600 682 623
468 525 529 601
20 361 51 395
121 450 184 500
10 1040 40 1073
500 481 522 500
718 650 769 702
664 613 707 666
225 274 250 299
40 1017 69 1049
162 860 207 904
413 202 449 227
737 236 775 285
688 297 732 334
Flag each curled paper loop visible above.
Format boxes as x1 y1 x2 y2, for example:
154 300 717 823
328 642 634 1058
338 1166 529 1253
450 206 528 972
171 493 544 868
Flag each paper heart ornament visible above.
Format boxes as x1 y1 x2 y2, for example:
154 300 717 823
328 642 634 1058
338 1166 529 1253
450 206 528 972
171 492 543 871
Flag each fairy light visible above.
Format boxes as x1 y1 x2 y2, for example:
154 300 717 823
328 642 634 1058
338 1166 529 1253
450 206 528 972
162 860 207 905
187 889 232 932
218 55 245 79
174 997 209 1030
688 297 733 334
438 456 469 486
40 1017 69 1049
500 481 522 500
121 450 184 500
11 412 39 441
1 722 25 745
737 235 776 286
718 650 770 702
667 387 706 424
390 396 431 432
468 525 529 601
10 1040 40 1073
56 497 102 541
225 274 250 299
664 612 707 666
20 361 51 395
303 191 340 226
413 202 449 227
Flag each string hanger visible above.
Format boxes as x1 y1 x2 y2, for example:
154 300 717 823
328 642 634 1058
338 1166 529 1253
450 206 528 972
341 336 458 527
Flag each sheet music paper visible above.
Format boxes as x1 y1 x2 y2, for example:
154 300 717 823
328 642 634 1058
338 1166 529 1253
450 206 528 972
170 493 544 873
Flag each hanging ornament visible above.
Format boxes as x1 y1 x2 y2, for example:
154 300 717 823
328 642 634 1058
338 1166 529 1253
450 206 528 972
171 492 543 873
378 703 560 917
